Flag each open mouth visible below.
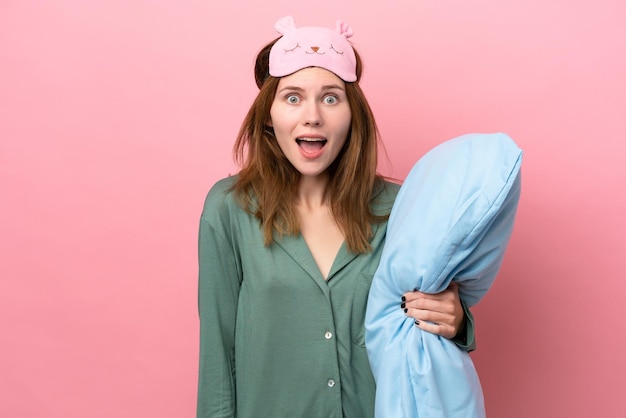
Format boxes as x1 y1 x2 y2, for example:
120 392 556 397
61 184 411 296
296 137 327 153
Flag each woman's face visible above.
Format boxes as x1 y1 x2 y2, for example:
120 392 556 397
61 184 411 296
270 67 352 179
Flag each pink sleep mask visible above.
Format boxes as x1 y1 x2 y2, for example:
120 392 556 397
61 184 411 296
269 16 358 82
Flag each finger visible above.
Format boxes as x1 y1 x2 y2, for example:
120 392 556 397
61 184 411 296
404 306 460 337
402 292 445 305
402 290 439 301
414 319 456 339
403 288 456 303
404 297 457 314
406 307 454 326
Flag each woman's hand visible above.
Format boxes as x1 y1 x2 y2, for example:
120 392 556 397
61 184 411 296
401 283 464 339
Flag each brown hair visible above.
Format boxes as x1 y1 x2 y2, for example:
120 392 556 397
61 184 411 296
232 39 389 254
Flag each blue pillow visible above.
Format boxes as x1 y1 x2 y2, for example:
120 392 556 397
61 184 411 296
365 132 522 418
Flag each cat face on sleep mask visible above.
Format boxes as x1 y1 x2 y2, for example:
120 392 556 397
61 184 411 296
268 16 358 82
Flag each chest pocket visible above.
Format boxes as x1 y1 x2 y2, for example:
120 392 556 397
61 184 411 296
351 272 374 347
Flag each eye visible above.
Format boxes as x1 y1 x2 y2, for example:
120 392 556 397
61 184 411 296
323 95 338 105
287 94 300 104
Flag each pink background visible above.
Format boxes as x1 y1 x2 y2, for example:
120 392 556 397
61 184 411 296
2 1 625 417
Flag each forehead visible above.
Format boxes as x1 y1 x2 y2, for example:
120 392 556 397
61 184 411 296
276 67 346 90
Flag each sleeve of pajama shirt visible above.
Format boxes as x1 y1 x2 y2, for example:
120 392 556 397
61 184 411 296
197 178 243 418
452 299 476 352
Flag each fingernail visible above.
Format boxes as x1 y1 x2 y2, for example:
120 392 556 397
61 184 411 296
414 320 420 326
400 302 406 309
403 308 408 314
401 296 406 302
413 287 419 292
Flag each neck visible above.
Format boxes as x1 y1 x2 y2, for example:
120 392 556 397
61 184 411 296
297 174 330 209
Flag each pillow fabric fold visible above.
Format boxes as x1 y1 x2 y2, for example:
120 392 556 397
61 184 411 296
365 132 522 418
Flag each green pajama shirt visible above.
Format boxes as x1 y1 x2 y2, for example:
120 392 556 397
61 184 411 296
197 176 474 418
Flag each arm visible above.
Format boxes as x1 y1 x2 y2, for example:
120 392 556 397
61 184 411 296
197 211 241 417
401 283 475 352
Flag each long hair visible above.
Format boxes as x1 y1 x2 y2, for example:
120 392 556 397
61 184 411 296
232 39 389 254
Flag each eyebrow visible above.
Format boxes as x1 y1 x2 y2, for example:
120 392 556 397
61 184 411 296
277 84 346 94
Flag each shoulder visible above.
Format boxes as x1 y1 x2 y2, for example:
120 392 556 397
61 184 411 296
200 175 243 225
379 179 401 197
370 178 401 215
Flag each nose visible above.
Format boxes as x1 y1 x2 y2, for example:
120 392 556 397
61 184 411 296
311 46 319 52
303 102 322 126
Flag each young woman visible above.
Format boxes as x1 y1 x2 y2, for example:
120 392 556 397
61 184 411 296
197 16 475 418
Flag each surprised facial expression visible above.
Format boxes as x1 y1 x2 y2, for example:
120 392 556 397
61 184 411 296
270 67 352 180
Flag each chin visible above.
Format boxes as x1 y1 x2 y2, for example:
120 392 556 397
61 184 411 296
297 167 329 178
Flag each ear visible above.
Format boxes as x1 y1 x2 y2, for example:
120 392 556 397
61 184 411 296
263 123 275 137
